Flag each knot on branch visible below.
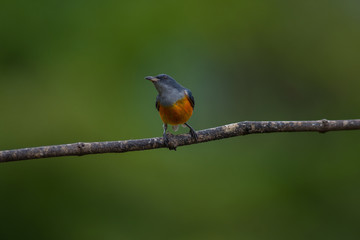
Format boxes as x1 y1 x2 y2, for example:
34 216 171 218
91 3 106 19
77 142 86 155
241 121 251 135
319 119 329 133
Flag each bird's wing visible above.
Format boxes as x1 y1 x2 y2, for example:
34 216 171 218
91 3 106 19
184 89 195 109
155 95 160 111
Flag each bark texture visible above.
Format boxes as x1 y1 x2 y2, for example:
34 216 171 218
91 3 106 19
1 119 359 163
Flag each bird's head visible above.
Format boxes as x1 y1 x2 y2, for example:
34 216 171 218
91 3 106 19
145 74 179 94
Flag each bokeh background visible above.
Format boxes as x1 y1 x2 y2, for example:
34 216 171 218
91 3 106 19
1 0 360 239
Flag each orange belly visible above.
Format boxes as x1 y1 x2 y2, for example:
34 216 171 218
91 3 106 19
159 97 193 125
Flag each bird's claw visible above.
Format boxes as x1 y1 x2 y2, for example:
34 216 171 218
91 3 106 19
163 133 177 151
163 133 169 145
189 129 198 141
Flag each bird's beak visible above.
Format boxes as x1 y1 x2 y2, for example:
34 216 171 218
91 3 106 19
145 76 159 82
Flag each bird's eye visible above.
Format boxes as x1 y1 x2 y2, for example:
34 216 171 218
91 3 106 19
163 75 168 79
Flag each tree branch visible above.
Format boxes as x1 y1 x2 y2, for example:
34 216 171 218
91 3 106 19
1 119 359 163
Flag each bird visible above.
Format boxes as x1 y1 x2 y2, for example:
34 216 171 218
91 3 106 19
145 74 198 146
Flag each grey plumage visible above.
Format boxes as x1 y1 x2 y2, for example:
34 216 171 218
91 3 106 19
152 74 189 107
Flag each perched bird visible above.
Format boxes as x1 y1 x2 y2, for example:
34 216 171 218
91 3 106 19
145 74 198 145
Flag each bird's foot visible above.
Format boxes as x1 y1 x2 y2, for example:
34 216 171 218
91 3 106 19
163 133 177 151
189 128 198 142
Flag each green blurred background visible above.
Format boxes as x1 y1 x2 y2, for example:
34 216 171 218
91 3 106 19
1 0 360 239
